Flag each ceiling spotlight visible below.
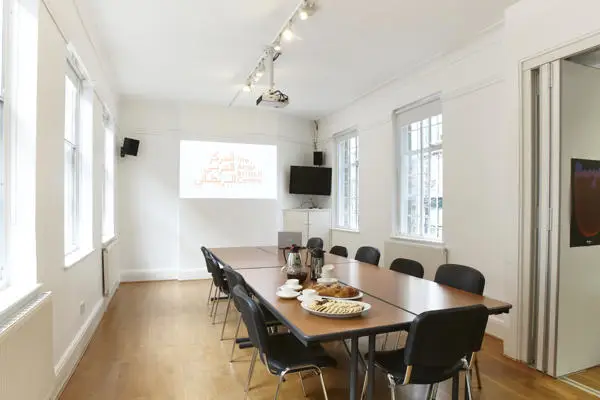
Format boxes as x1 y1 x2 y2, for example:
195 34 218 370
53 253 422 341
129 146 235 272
299 9 309 20
282 26 294 41
273 41 281 52
243 83 252 92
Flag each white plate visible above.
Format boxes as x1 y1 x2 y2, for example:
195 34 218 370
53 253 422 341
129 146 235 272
279 284 303 291
276 290 300 299
317 277 338 285
301 299 371 319
320 291 364 301
297 295 323 302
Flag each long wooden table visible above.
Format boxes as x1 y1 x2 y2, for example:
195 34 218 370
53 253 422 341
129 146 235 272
209 246 512 400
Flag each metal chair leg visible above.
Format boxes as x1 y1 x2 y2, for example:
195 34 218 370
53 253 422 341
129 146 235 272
212 289 222 324
360 369 368 400
206 280 214 307
342 340 366 370
317 368 329 400
244 348 258 399
274 373 285 400
426 384 434 400
230 315 242 362
474 354 482 388
220 295 232 340
432 383 439 399
387 375 397 400
209 285 219 317
299 372 306 398
465 368 474 400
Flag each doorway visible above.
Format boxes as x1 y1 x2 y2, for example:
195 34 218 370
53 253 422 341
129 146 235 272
525 48 600 396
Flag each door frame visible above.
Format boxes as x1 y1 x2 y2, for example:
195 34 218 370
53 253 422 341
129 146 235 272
517 31 600 371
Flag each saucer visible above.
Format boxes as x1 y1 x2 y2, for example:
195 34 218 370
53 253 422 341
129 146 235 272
279 284 302 291
297 295 322 302
276 290 300 299
317 277 338 285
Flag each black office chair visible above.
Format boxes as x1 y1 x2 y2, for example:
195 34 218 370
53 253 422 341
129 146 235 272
434 263 486 388
232 285 336 400
221 265 281 360
202 247 217 308
355 246 381 266
362 304 489 400
329 245 348 258
201 247 229 324
434 264 485 295
307 237 324 250
390 258 425 279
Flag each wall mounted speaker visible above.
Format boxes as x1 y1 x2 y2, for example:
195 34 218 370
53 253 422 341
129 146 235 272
313 151 324 166
121 137 140 157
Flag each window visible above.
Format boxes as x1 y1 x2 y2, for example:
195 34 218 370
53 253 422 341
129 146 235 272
64 63 82 256
395 98 443 241
102 116 115 242
335 131 359 230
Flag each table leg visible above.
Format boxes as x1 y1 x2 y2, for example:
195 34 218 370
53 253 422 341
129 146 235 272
367 334 376 400
349 336 359 400
452 372 459 400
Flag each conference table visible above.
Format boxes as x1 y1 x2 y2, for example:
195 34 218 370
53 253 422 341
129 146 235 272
209 246 512 400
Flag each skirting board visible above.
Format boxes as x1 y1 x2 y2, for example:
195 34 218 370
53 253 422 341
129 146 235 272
120 268 210 282
50 298 105 400
486 315 507 341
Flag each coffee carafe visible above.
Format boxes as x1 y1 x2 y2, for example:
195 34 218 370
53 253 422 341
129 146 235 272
282 245 308 283
310 248 325 281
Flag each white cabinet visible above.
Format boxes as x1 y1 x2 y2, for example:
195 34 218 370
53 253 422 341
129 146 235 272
283 209 331 250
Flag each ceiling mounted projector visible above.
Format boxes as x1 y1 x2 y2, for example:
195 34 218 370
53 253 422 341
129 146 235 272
256 89 289 108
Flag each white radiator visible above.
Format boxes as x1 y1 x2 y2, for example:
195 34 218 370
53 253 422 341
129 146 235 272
0 291 54 400
384 240 448 279
102 240 119 297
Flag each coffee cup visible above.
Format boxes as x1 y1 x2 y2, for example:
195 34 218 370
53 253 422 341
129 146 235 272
321 264 335 278
285 278 300 286
278 286 299 296
302 289 318 301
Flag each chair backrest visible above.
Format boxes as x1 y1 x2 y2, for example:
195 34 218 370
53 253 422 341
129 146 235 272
355 246 381 266
329 245 348 258
201 246 227 291
307 237 324 250
232 285 270 358
434 264 485 295
222 266 246 311
390 258 424 278
404 305 489 370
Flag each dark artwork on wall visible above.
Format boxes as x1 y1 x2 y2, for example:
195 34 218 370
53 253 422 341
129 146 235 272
570 158 600 247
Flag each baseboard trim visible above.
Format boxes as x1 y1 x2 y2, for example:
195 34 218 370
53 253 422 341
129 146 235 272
178 268 210 281
486 315 507 340
51 298 105 399
120 269 178 282
120 269 210 282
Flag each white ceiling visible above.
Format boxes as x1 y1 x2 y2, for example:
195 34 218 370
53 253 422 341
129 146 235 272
83 0 518 118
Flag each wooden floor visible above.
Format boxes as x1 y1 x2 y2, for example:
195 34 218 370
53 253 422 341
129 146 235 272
567 366 600 392
60 281 594 400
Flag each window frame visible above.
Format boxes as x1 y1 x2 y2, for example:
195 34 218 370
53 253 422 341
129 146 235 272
394 96 443 242
334 129 359 231
64 61 83 257
102 114 115 243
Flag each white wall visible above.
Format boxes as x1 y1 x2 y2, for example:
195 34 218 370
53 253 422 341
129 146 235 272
319 26 513 338
118 99 314 281
555 60 600 376
34 0 120 396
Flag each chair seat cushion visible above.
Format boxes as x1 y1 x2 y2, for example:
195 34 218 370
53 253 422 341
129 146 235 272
266 334 337 374
366 349 463 385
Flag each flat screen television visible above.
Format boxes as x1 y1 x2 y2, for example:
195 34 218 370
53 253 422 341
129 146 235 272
289 166 332 196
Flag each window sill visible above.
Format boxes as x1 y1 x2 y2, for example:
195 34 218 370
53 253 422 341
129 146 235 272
0 283 43 324
389 235 445 247
102 235 117 247
332 227 360 234
64 247 95 269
